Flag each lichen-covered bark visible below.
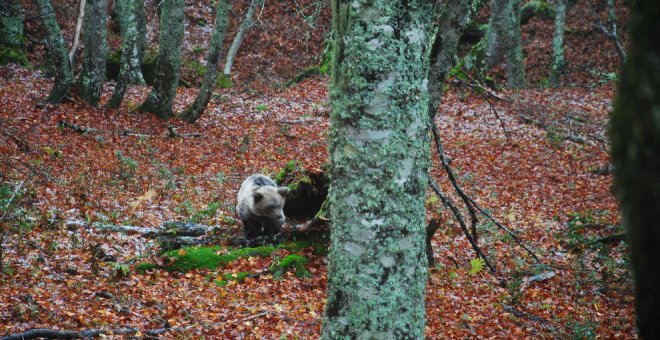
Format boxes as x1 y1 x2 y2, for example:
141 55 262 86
36 0 73 105
610 1 660 337
321 1 435 338
485 0 525 88
0 0 28 66
549 0 566 86
75 0 107 107
107 0 144 109
135 0 147 62
222 0 264 76
137 0 185 119
180 0 229 122
428 0 477 114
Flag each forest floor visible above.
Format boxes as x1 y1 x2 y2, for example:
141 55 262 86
0 65 635 338
1 0 637 338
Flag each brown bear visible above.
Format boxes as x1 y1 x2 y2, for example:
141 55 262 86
236 174 290 239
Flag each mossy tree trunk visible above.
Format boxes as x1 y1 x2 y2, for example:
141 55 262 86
610 0 660 337
179 0 229 123
549 0 566 86
106 0 145 109
137 0 185 119
0 0 29 66
74 0 107 107
222 0 264 77
485 0 525 88
321 1 435 338
36 0 74 105
135 0 147 62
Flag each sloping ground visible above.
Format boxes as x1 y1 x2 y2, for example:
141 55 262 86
0 67 634 337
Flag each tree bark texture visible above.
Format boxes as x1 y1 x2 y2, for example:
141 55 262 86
0 0 28 66
74 0 107 107
222 0 264 76
610 0 660 338
137 0 185 119
321 1 435 338
135 0 147 62
107 0 145 109
179 0 229 122
549 0 566 86
36 0 74 105
485 0 525 88
428 0 477 115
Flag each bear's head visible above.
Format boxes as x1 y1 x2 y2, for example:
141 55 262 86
251 186 290 225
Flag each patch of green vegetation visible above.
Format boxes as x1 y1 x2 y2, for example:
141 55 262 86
135 262 158 273
468 258 485 275
270 254 310 279
216 74 233 88
115 151 138 180
0 45 29 67
164 245 277 272
275 160 297 184
277 240 327 255
521 0 556 20
255 104 269 112
188 201 220 223
563 317 597 340
215 271 252 286
188 60 206 79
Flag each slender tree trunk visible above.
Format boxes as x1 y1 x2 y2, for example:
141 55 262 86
610 1 660 338
549 0 566 87
106 0 144 109
179 0 229 123
36 0 74 105
321 1 435 338
222 0 264 77
0 0 28 66
135 0 147 62
137 0 185 119
485 0 525 88
75 0 107 107
69 0 85 67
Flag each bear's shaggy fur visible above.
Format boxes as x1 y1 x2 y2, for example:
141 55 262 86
236 174 290 239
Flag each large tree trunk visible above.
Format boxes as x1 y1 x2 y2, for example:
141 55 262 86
106 0 145 109
485 0 525 88
36 0 74 105
222 0 264 77
549 0 566 86
179 0 229 123
74 0 107 107
610 0 660 338
321 1 435 338
137 0 185 119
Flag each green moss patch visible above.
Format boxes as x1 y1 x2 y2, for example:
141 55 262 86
270 254 310 279
215 271 252 286
163 245 277 272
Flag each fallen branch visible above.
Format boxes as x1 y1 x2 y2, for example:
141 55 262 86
0 326 182 340
429 179 496 273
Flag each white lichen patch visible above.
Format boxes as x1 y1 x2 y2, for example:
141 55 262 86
346 126 393 146
405 26 425 44
379 255 395 268
395 158 414 185
367 38 383 50
344 241 366 257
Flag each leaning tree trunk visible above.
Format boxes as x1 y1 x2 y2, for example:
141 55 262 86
137 0 185 119
179 0 229 123
321 1 435 338
610 0 660 338
36 0 74 105
549 0 566 87
74 0 107 107
106 0 145 109
222 0 264 77
485 0 525 88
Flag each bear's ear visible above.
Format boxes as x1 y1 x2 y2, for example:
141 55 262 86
277 187 290 197
253 192 264 202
